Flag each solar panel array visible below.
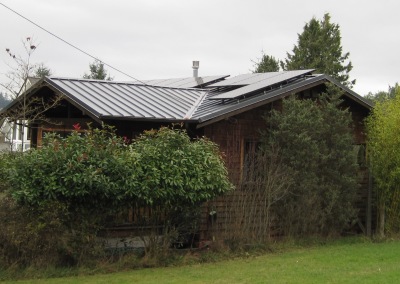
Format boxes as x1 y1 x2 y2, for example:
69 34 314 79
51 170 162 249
32 71 371 127
208 70 315 100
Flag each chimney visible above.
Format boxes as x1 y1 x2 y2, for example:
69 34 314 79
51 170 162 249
192 61 199 78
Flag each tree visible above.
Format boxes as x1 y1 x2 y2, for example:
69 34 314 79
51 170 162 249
261 85 358 236
365 83 398 103
34 63 52 78
0 92 11 109
282 13 355 88
252 52 280 73
366 84 400 236
225 145 293 243
2 37 38 99
83 60 112 80
1 38 62 152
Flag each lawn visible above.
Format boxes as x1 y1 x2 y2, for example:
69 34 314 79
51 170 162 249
5 239 400 283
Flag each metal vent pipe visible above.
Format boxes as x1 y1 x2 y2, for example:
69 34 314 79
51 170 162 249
192 61 199 78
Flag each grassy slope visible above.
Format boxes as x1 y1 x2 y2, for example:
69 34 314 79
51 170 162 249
6 239 400 283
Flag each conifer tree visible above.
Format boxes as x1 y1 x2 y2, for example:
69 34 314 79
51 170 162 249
252 52 280 73
34 64 52 78
261 85 358 235
283 13 355 88
83 60 112 80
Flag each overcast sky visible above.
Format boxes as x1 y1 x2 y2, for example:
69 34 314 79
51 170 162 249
1 0 399 96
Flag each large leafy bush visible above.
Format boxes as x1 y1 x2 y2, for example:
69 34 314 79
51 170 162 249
367 84 400 236
10 125 136 211
10 125 232 210
130 127 233 206
1 125 232 266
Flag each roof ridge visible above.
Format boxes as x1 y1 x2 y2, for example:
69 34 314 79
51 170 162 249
47 77 207 91
183 90 209 120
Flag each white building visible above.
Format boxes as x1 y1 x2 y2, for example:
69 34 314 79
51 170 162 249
0 119 30 152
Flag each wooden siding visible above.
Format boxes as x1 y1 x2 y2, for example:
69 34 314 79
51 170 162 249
28 89 373 242
199 95 372 241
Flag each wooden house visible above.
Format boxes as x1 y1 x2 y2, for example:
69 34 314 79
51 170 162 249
2 69 373 241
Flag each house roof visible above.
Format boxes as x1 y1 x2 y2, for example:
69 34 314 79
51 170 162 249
2 71 373 127
194 74 372 127
137 75 229 88
44 77 209 121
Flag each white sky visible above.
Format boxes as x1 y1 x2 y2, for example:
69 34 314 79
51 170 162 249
1 0 399 96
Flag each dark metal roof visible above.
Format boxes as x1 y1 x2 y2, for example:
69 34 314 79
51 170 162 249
192 74 373 127
45 77 207 121
3 72 372 128
137 75 229 88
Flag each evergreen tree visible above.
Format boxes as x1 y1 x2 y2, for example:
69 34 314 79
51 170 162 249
252 52 280 73
83 60 112 80
261 85 358 236
0 92 11 109
34 64 52 78
283 13 355 88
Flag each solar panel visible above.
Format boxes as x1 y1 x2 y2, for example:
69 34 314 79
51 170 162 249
208 72 281 87
209 70 314 100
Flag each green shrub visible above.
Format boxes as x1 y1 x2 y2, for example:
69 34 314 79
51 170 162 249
130 127 233 205
261 85 358 236
10 125 137 211
0 194 105 268
1 125 232 268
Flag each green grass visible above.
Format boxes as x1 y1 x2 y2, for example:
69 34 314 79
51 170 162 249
4 238 400 283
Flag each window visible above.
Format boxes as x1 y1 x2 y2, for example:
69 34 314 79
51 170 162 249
18 123 23 140
12 123 17 140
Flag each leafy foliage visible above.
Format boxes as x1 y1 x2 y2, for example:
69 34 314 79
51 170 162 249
9 124 232 210
366 84 400 235
282 13 355 88
83 60 112 80
365 83 399 103
252 52 280 73
10 125 135 211
0 195 103 268
0 124 232 264
130 127 233 206
261 84 358 236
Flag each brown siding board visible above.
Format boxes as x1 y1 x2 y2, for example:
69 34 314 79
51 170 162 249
199 94 371 241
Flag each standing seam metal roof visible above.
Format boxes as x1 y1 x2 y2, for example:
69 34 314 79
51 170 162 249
192 74 373 123
35 73 372 125
45 78 206 120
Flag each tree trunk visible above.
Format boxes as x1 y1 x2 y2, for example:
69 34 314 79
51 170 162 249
377 202 385 238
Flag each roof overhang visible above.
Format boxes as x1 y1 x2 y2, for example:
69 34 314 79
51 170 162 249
196 75 373 128
1 73 372 130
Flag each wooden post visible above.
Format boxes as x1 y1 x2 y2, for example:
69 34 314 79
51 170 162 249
366 167 372 237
